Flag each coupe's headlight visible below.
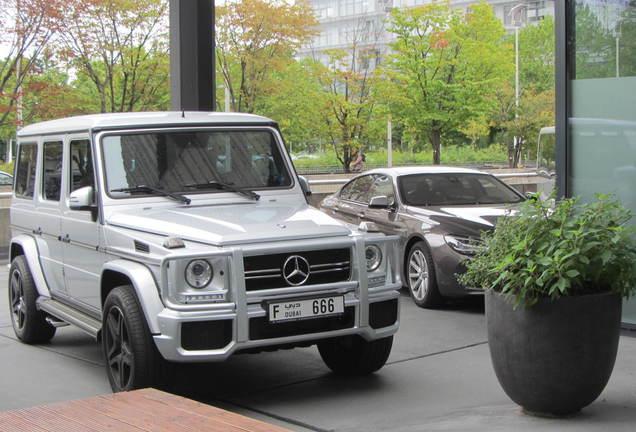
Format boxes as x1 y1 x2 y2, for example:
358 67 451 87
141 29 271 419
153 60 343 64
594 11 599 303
365 245 383 271
185 259 213 288
444 235 483 255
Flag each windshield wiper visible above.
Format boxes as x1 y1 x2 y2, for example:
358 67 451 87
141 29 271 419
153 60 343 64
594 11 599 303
184 181 260 201
111 185 191 205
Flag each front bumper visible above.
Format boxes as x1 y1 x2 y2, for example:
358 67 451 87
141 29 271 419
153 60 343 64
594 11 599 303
153 235 401 362
429 239 483 297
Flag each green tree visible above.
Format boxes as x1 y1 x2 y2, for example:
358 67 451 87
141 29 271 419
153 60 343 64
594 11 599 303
573 3 614 79
385 0 511 164
57 0 170 113
312 48 383 173
0 0 61 135
519 16 555 92
253 59 327 153
617 2 636 77
215 0 318 114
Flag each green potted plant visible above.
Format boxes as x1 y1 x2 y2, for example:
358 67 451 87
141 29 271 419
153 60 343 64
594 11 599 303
459 194 636 416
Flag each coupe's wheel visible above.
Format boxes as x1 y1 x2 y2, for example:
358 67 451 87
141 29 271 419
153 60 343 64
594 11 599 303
102 286 163 392
406 241 443 308
318 335 393 375
8 256 56 343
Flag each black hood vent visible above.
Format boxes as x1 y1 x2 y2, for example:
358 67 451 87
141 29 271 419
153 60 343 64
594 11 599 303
134 240 150 253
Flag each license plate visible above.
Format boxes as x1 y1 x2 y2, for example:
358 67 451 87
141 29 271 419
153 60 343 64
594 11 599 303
268 296 345 323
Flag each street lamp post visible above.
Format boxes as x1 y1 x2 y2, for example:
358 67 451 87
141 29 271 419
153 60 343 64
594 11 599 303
509 2 527 167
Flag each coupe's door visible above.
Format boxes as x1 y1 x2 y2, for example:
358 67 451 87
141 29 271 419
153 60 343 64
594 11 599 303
61 138 103 311
333 175 374 225
364 174 404 238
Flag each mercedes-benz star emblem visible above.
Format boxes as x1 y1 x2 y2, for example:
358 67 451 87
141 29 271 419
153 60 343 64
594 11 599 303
282 255 311 286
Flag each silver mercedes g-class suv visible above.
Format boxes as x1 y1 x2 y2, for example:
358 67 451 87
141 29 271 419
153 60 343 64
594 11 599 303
8 112 400 391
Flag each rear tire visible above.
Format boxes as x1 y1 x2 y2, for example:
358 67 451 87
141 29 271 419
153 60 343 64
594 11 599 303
8 256 56 343
406 241 443 309
318 335 393 375
102 285 164 392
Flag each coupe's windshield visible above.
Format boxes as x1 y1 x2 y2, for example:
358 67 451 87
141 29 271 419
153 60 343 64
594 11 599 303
398 173 524 206
102 130 292 197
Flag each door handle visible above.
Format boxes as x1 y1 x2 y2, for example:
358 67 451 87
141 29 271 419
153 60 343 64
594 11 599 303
33 227 42 236
357 212 366 218
61 234 71 244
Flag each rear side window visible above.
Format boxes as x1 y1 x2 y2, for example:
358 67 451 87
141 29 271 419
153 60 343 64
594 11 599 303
70 140 94 193
42 141 63 201
15 143 37 199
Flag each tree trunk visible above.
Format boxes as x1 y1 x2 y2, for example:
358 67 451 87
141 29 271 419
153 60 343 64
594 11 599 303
431 129 441 165
508 136 524 168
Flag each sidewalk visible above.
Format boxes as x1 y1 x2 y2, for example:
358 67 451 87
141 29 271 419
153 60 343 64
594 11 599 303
1 264 635 431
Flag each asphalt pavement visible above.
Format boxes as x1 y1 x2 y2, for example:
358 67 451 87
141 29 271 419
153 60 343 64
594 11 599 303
1 263 636 431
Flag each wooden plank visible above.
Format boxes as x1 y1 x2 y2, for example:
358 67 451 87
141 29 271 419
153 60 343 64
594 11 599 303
0 412 49 432
72 396 198 432
98 391 268 432
40 401 143 432
138 389 292 432
0 388 292 432
5 407 98 432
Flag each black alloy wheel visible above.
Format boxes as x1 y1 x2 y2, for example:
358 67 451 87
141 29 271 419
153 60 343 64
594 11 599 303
8 255 56 343
9 267 26 332
104 305 134 390
102 286 164 392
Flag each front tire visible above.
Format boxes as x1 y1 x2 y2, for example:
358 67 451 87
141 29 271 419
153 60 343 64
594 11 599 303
406 241 443 309
102 286 163 392
8 256 56 343
318 335 393 375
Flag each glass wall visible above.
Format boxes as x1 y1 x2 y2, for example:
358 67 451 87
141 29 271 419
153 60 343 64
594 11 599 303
567 0 636 326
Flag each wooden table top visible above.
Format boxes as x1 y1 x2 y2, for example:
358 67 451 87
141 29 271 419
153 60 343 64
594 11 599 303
0 388 292 432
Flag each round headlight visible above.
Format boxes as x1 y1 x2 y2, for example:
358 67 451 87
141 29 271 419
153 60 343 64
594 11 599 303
185 259 213 288
365 245 382 271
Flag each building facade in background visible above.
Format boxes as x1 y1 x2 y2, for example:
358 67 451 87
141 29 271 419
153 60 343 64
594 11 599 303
299 0 555 66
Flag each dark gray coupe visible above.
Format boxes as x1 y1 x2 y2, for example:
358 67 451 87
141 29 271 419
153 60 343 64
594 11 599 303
320 167 525 308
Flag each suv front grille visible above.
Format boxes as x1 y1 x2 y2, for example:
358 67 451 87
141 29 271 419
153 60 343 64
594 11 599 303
243 248 351 291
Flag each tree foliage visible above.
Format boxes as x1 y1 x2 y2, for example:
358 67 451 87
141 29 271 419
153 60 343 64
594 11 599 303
385 1 511 164
0 0 62 134
56 0 170 113
216 0 318 113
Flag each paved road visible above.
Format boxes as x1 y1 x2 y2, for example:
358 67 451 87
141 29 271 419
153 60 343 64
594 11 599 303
1 264 636 431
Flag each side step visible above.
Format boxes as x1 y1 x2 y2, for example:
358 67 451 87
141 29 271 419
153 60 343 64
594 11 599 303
37 298 101 339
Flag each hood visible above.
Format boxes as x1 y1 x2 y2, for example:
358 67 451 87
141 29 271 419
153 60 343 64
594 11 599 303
408 204 517 236
106 201 352 246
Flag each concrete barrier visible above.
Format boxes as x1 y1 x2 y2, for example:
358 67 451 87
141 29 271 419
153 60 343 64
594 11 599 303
0 172 551 248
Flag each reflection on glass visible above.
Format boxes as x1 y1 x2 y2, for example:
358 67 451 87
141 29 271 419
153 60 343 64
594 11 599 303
102 130 292 197
569 0 636 326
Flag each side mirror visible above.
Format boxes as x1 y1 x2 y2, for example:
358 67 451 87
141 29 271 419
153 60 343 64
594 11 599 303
69 186 94 210
298 176 312 197
525 192 539 201
368 195 390 209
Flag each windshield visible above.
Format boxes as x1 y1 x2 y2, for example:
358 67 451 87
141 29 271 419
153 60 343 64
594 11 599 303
398 173 524 206
102 129 292 197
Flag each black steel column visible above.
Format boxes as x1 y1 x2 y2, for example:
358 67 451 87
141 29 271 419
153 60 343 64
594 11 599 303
555 0 571 198
170 0 215 111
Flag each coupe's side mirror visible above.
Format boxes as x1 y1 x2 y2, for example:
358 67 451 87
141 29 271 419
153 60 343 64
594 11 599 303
69 186 95 210
368 195 390 209
525 192 539 201
298 176 312 197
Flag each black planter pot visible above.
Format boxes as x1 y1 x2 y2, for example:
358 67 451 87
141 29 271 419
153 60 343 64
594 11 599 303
486 290 622 416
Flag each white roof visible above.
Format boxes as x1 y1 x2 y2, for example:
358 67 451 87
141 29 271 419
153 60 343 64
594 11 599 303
17 111 275 137
366 166 486 177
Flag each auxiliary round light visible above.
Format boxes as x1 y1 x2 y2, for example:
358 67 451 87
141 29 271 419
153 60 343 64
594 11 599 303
365 245 382 272
185 259 213 288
